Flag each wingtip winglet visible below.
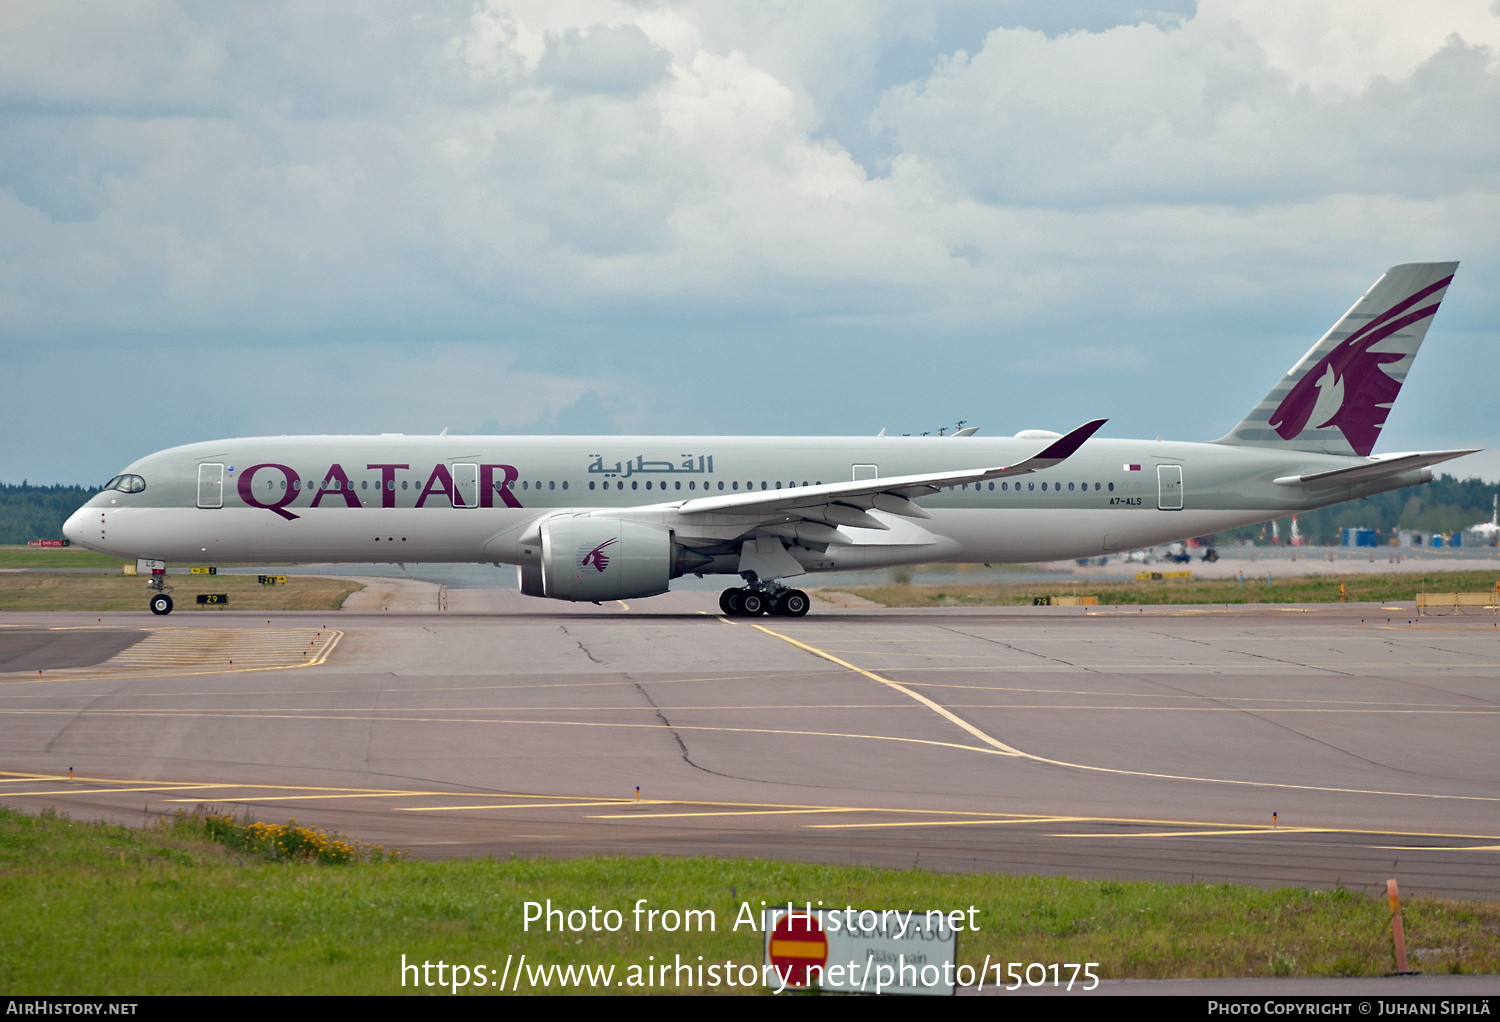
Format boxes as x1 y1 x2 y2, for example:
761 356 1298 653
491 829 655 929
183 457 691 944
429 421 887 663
1035 418 1108 461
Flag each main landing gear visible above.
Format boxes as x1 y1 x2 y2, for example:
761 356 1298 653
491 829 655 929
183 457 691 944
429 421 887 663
718 585 810 617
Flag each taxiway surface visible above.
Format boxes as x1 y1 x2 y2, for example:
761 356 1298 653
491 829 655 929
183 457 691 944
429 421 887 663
1 591 1497 899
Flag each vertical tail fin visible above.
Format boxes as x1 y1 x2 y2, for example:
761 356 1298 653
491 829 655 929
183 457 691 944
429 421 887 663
1215 262 1458 456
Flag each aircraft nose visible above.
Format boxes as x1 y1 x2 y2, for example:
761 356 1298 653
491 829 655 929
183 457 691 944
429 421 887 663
62 507 91 548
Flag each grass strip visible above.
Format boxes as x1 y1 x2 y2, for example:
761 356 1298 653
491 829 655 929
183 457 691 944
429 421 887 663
1 805 1496 994
0 572 362 611
840 570 1500 608
0 545 131 570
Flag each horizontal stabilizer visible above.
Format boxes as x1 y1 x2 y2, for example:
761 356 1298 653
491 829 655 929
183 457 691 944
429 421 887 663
1273 449 1479 488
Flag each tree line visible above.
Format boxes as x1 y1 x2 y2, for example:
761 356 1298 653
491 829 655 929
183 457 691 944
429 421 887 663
0 483 101 545
1215 474 1498 546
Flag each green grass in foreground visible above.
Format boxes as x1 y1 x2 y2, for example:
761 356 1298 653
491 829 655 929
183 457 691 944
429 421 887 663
2 806 1497 994
0 572 362 611
840 570 1500 608
0 545 130 569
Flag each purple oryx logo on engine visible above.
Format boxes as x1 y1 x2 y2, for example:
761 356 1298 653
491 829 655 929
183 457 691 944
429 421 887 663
1268 275 1451 456
580 538 618 573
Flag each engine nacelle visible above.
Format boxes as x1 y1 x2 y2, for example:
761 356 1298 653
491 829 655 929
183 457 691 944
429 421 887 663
539 517 676 602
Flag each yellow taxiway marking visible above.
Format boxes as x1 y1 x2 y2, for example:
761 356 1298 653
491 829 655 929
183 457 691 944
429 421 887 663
590 808 861 820
1373 845 1500 852
893 680 1498 709
400 801 645 812
0 628 343 683
10 675 1474 712
139 700 1486 718
0 771 626 803
747 623 1027 757
807 816 1083 830
154 792 618 805
94 672 814 700
1048 828 1328 838
10 784 241 796
7 769 1500 844
819 650 998 658
873 661 1497 673
0 707 1003 757
745 620 1500 805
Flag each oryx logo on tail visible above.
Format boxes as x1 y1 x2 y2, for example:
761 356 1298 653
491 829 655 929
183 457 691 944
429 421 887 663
579 538 618 573
1267 274 1452 457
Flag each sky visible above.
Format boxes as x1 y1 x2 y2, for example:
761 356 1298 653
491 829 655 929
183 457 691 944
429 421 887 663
3 0 1499 485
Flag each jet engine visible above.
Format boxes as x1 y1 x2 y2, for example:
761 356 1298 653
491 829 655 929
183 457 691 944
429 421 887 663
528 516 711 602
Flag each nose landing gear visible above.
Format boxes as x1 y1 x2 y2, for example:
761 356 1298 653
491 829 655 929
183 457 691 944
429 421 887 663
145 562 173 615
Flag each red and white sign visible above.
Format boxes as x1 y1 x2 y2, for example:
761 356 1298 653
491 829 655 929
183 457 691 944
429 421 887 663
763 906 958 995
766 912 827 988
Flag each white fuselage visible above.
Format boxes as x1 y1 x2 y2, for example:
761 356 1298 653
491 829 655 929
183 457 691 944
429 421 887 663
64 433 1418 575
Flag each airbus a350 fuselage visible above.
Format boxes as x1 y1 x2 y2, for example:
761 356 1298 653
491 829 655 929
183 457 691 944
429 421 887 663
63 262 1478 615
65 433 1436 565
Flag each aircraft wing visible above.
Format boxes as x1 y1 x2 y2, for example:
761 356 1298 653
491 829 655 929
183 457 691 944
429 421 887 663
1273 449 1479 489
674 418 1107 529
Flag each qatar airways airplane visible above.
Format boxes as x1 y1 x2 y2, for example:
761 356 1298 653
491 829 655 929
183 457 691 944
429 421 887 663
65 262 1476 617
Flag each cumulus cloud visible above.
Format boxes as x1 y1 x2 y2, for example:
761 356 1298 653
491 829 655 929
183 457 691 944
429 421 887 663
1 0 1497 480
871 12 1500 208
536 24 672 97
6 1 1500 328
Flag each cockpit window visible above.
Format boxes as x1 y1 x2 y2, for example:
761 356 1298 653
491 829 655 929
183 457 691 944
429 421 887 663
102 474 147 494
